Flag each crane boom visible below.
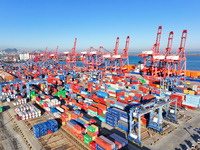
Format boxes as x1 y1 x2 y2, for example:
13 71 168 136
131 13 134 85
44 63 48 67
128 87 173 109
45 46 48 58
123 36 130 57
165 31 174 56
73 38 77 54
113 37 119 55
154 26 162 53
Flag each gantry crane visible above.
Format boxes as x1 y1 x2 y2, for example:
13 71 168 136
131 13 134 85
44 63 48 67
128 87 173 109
61 38 77 68
120 36 130 72
164 31 174 77
139 26 162 77
128 97 178 146
0 79 24 101
39 47 48 61
177 30 187 75
49 46 59 62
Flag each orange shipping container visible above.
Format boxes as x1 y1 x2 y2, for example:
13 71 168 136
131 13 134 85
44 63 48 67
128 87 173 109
95 137 112 150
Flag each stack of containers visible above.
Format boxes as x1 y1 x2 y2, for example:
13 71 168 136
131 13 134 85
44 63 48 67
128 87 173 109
97 91 109 99
108 107 129 131
60 113 68 125
193 85 200 94
65 84 73 92
33 120 58 138
15 103 41 120
13 98 27 106
170 93 186 106
105 98 115 107
88 105 98 117
33 124 40 138
105 112 118 127
95 135 116 150
114 101 127 110
182 95 200 109
86 125 98 141
142 94 155 103
173 87 187 93
84 134 92 146
109 133 128 149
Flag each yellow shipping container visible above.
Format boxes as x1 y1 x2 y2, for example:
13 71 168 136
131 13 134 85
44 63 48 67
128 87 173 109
183 90 189 94
92 135 97 140
91 125 99 132
189 90 195 95
79 117 89 124
66 112 71 120
62 121 66 125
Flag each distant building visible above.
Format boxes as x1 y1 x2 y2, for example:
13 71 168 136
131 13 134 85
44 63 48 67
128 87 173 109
19 53 30 61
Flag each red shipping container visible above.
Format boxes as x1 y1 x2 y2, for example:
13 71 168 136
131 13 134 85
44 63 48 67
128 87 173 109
71 113 78 120
74 124 82 134
143 94 154 100
93 98 100 103
78 134 84 141
98 97 105 101
47 130 51 134
98 108 103 115
100 100 106 105
90 119 97 124
91 103 97 107
89 141 96 150
88 106 97 112
115 140 122 149
61 105 69 113
97 103 107 111
99 113 105 118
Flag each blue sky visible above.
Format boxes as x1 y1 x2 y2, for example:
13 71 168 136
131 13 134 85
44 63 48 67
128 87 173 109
0 0 199 53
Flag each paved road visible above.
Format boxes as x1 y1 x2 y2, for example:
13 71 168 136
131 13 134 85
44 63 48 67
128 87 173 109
146 109 200 150
0 109 28 150
3 102 43 150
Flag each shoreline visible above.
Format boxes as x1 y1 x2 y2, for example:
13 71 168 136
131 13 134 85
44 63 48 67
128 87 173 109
128 54 200 56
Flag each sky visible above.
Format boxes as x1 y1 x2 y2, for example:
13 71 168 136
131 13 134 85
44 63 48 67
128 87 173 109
0 0 199 53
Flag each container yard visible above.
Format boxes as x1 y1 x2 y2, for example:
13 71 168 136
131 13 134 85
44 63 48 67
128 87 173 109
0 24 200 150
0 32 200 150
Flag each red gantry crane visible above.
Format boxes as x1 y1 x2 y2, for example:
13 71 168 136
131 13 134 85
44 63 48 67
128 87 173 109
61 38 77 68
49 46 59 61
165 30 187 76
139 26 162 78
139 26 187 79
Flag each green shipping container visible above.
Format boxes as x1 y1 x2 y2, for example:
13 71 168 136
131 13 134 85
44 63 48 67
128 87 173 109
39 100 44 106
84 140 90 145
87 126 95 133
62 94 66 98
84 134 92 142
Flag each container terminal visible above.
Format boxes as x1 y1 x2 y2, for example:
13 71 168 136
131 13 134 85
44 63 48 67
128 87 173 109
0 26 200 150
